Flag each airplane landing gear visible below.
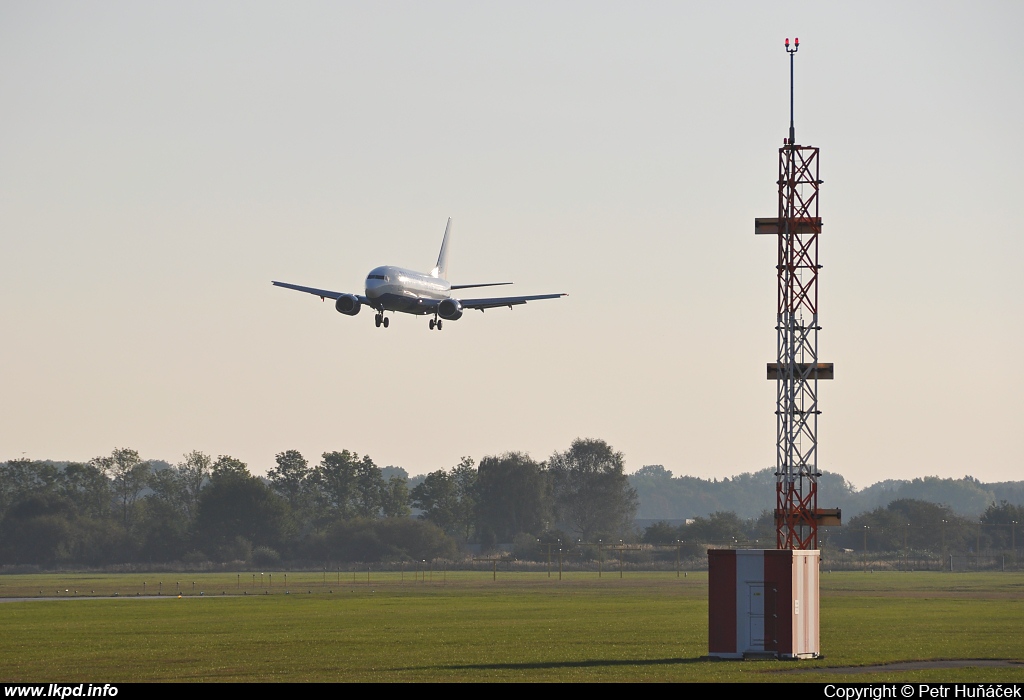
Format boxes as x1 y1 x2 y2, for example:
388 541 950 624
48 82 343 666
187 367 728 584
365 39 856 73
375 313 389 328
429 317 443 331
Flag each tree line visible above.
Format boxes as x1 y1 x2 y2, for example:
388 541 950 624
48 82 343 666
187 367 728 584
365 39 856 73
5 439 1018 569
637 499 1023 559
0 438 638 567
631 466 1024 521
827 498 1023 555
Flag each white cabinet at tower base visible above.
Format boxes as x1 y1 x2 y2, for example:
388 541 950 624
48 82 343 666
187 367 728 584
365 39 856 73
707 548 820 660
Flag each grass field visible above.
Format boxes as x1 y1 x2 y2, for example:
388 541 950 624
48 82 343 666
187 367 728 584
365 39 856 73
1 570 1022 682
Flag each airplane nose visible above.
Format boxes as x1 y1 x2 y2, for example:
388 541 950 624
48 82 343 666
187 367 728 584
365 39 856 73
365 278 383 297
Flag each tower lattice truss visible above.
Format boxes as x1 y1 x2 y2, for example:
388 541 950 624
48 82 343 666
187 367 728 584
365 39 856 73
756 144 839 550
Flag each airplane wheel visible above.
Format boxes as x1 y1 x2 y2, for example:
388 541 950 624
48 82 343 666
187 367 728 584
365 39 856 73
374 314 381 328
437 320 443 330
429 319 435 330
382 316 390 328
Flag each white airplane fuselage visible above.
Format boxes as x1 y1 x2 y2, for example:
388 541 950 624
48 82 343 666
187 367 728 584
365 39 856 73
364 265 451 314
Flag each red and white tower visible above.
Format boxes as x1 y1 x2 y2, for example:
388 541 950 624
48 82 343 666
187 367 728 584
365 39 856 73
760 36 841 550
709 38 839 660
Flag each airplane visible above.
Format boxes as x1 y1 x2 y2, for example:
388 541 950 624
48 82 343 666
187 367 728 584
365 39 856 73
272 218 566 330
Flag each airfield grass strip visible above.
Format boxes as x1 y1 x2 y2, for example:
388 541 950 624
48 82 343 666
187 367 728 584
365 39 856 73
1 571 1022 682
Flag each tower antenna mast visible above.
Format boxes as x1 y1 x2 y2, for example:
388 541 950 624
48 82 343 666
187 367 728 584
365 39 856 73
785 37 799 145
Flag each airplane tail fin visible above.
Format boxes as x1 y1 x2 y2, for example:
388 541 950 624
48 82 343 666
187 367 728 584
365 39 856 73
430 218 452 279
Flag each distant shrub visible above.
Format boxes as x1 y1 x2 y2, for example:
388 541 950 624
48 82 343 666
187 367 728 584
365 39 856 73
307 518 459 562
182 550 209 565
252 546 281 567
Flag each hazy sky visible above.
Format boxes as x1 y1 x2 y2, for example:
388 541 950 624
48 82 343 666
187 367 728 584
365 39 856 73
2 2 1022 489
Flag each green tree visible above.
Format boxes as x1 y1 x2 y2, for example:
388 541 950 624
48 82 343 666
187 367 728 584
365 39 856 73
308 450 391 522
381 466 409 481
57 462 111 519
641 520 682 544
980 501 1024 551
310 450 360 522
0 493 76 565
838 499 972 553
194 469 290 561
142 457 211 561
176 451 211 520
450 457 478 540
684 511 747 545
381 477 411 519
352 454 385 518
73 516 128 566
314 517 457 562
268 450 310 508
748 509 776 545
410 458 477 539
476 452 550 543
0 460 60 518
90 448 150 531
147 465 187 516
549 438 638 541
411 470 460 534
211 455 250 481
136 496 190 563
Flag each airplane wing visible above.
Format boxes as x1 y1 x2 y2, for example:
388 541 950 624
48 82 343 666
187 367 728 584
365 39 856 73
450 282 512 290
458 293 566 311
272 281 373 306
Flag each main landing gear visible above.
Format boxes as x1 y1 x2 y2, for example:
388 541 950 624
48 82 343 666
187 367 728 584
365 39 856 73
429 317 443 331
374 313 389 329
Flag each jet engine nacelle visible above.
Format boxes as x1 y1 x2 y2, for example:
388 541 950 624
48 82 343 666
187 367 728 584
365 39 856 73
437 298 463 321
335 294 361 316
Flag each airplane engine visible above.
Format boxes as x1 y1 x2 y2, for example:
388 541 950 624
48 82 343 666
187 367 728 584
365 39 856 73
335 294 361 316
437 299 463 321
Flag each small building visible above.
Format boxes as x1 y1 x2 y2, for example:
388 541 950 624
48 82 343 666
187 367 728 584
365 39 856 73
707 548 820 659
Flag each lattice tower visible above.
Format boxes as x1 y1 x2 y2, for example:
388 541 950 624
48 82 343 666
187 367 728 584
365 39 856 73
755 37 838 550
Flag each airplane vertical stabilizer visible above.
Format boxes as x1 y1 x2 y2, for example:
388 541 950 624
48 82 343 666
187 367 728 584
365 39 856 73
431 218 452 279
